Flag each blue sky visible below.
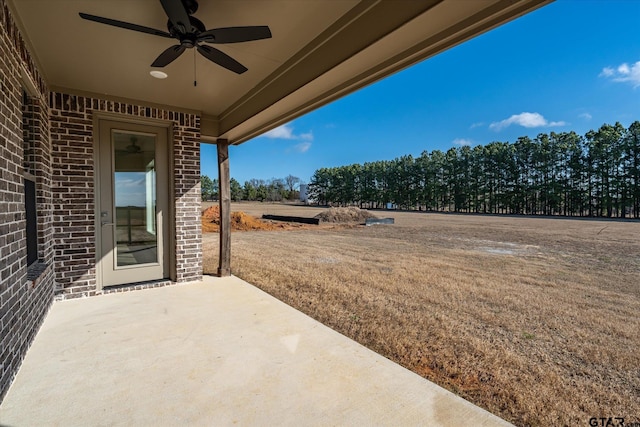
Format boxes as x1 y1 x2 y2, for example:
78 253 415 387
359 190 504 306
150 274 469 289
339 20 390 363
201 0 640 185
115 172 147 207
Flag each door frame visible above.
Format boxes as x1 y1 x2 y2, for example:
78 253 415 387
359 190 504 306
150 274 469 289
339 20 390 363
93 112 176 290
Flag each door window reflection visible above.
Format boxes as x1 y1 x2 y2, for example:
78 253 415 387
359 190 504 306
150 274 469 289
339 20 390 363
113 133 157 266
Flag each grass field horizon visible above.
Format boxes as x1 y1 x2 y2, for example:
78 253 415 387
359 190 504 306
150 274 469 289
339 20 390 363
202 202 640 426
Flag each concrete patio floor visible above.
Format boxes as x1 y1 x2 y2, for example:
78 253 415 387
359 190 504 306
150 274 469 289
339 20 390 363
0 276 512 426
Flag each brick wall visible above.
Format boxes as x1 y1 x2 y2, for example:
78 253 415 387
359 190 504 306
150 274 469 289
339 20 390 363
0 0 54 402
50 95 203 298
49 95 98 297
0 0 203 401
174 121 203 281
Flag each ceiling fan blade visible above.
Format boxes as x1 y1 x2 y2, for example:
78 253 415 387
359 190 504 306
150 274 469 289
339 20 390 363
151 44 187 67
197 45 247 74
159 0 194 34
79 13 172 38
198 26 272 44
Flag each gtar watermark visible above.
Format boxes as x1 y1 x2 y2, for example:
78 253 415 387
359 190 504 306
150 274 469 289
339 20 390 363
589 417 640 427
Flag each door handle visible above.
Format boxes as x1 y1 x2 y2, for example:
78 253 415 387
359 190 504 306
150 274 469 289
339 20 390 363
101 222 114 227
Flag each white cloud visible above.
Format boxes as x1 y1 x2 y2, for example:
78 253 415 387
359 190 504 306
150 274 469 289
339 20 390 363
453 138 472 146
489 112 566 131
293 142 312 153
600 61 640 88
299 132 313 141
262 124 314 142
579 112 592 121
490 112 545 130
599 67 615 78
263 124 294 139
117 178 145 187
470 122 484 129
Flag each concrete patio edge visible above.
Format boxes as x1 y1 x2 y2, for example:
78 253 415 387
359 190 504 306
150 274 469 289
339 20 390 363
0 275 513 426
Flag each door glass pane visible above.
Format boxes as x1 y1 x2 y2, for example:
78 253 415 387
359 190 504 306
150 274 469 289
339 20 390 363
113 132 157 267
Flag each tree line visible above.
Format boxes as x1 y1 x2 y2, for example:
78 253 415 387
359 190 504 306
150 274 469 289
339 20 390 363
201 174 302 202
308 121 640 218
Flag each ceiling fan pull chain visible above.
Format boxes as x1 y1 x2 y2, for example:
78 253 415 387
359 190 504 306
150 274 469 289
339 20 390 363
193 48 197 87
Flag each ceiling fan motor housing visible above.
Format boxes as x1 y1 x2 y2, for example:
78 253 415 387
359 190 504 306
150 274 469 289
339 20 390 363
182 0 198 15
168 15 206 39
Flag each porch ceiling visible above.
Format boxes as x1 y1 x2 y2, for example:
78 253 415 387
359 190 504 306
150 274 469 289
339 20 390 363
9 0 551 144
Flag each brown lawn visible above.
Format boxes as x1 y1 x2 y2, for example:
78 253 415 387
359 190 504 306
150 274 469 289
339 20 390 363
202 202 640 427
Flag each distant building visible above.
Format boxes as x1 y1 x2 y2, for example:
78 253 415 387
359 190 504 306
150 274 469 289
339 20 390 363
299 184 309 203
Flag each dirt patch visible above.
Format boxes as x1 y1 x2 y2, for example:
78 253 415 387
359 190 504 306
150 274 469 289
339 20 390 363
202 205 280 232
202 205 313 232
314 207 377 223
202 205 220 220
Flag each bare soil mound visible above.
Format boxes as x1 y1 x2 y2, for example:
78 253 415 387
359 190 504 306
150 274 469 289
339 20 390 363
202 206 280 232
202 205 221 220
314 207 377 223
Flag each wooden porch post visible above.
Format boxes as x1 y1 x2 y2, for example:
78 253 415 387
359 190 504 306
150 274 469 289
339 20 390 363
217 139 231 276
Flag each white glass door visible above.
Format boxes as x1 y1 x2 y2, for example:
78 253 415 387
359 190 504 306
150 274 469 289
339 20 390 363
98 120 169 287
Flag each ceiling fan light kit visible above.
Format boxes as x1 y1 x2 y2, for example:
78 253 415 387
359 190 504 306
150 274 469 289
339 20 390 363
149 70 168 79
79 0 271 74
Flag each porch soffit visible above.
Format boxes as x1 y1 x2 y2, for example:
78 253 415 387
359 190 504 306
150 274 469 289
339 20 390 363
9 0 552 144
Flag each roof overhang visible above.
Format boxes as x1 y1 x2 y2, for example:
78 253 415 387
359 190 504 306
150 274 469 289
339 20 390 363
9 0 552 144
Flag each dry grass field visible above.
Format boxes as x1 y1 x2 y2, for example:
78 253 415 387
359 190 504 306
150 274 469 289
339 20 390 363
202 202 640 426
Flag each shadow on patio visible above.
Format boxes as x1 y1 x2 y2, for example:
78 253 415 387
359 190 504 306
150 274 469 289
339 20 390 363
0 276 511 426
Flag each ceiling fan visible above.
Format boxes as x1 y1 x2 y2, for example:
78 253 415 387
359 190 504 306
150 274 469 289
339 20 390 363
114 137 143 156
79 0 271 74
